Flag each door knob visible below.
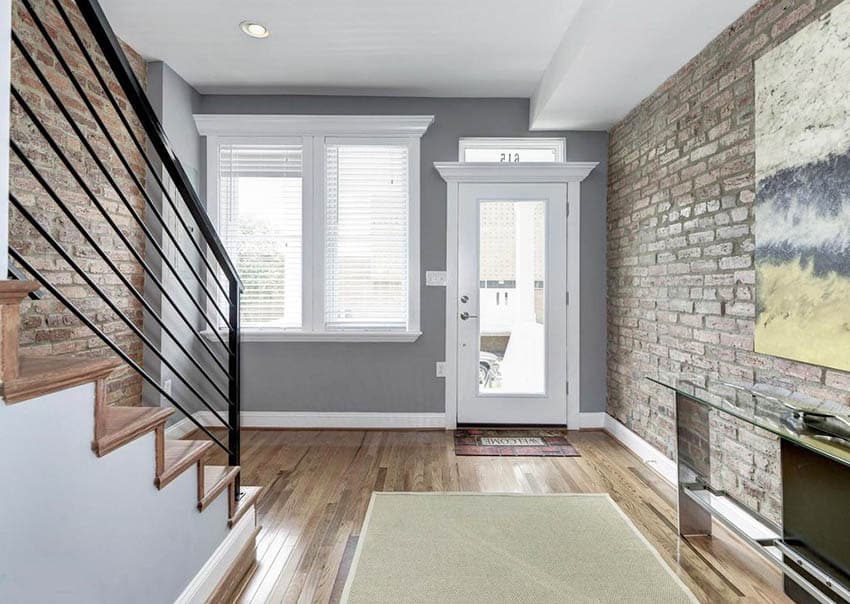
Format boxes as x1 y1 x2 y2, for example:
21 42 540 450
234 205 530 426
460 311 478 321
460 295 469 303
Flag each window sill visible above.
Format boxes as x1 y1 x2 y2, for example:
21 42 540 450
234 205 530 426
202 329 422 343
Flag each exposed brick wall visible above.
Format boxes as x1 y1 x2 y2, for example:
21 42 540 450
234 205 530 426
9 0 147 406
607 0 848 524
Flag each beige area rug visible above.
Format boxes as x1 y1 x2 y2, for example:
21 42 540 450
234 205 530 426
341 493 698 604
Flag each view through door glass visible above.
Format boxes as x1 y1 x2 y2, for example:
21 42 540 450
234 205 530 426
478 200 546 395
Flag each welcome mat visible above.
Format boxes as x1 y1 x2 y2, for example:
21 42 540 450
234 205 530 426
454 428 579 457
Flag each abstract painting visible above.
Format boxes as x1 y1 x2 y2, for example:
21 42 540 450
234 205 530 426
754 0 850 372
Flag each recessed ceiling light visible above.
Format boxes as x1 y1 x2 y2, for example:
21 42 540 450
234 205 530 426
240 21 270 39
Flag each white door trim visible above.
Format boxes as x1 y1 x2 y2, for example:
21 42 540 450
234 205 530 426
434 162 597 429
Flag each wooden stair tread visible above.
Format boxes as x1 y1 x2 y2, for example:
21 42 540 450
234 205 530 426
229 485 262 528
157 439 214 489
199 465 240 511
94 405 173 457
2 355 122 404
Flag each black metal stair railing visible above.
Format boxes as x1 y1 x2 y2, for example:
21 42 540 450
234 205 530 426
8 0 242 484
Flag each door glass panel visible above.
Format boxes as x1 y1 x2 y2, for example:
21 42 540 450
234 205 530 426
478 200 546 394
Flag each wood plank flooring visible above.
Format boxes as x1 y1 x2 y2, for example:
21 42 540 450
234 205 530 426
220 429 789 603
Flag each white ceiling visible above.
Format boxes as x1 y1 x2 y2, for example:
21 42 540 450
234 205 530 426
531 0 756 130
100 0 757 130
99 0 583 98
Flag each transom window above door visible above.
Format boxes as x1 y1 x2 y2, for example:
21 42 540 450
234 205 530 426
196 115 434 341
458 137 565 163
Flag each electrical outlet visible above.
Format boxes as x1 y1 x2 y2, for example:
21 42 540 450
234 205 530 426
426 271 447 286
163 379 172 396
435 361 446 378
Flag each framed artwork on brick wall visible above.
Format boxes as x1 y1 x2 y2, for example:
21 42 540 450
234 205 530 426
754 0 850 372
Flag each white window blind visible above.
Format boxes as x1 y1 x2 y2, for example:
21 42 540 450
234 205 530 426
218 143 302 329
324 144 409 331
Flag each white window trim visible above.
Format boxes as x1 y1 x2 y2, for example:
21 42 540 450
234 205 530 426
195 114 434 137
196 114 433 343
458 137 566 162
239 329 422 343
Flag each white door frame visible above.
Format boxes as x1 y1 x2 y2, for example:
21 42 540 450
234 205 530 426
434 162 597 429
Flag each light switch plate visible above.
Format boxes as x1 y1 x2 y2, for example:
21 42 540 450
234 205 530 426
435 361 447 378
426 271 447 286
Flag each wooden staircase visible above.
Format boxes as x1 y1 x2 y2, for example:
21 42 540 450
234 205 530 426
0 280 262 600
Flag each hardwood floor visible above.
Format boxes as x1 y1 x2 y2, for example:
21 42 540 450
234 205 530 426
221 429 789 603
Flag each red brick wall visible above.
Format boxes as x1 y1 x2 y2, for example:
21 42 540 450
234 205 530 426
607 0 848 524
9 0 147 406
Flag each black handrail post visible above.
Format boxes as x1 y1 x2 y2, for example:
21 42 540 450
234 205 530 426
228 281 241 495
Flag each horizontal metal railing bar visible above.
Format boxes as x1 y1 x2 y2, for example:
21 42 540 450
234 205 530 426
11 29 233 335
9 82 232 354
8 246 233 456
9 141 231 382
48 0 231 303
12 0 242 471
8 110 232 369
24 0 233 315
10 193 233 419
8 59 233 350
74 0 243 293
10 157 232 396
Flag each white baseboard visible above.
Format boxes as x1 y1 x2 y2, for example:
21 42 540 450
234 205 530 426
169 410 610 433
174 507 257 604
166 411 608 432
603 413 677 486
169 410 447 432
242 411 446 429
577 412 606 429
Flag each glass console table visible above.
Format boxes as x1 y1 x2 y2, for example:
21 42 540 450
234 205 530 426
650 377 850 604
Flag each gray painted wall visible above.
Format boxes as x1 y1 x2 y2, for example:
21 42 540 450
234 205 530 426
145 63 227 423
197 95 608 416
155 62 203 188
146 61 203 184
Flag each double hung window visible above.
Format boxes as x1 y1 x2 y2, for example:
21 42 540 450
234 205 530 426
198 115 432 342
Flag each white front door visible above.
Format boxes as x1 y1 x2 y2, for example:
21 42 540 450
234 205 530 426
456 182 568 425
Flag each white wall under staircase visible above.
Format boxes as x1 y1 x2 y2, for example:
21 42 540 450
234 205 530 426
0 383 230 603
